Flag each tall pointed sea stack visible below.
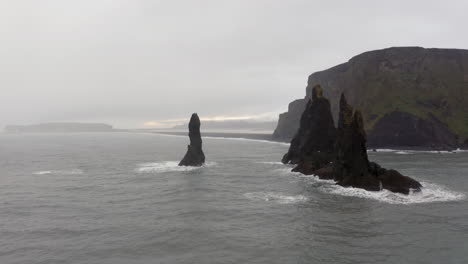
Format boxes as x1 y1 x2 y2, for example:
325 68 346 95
333 94 380 191
179 113 205 166
334 94 422 193
282 85 337 169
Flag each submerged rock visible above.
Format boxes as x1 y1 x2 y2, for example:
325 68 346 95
179 113 205 167
282 85 336 169
282 90 422 194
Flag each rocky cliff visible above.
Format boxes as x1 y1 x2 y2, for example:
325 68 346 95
273 47 468 149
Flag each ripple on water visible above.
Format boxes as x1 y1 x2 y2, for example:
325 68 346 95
33 169 84 175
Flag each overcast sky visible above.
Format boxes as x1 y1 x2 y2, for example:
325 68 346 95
1 0 467 128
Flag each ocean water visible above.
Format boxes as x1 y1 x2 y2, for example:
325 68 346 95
0 132 467 264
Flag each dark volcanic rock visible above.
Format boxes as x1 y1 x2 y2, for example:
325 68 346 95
281 85 337 169
179 113 205 167
333 95 380 191
283 91 422 194
368 111 458 150
273 47 468 148
333 95 421 193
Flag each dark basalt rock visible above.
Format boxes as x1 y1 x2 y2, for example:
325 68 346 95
283 90 422 194
281 85 337 169
179 113 205 167
333 95 380 191
333 94 421 193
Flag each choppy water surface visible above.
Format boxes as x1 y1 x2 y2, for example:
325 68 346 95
0 133 467 264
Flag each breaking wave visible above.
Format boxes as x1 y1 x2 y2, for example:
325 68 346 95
136 161 217 173
243 192 308 204
276 167 465 204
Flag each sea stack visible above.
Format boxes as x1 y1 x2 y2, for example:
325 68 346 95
333 95 382 191
281 88 422 194
334 94 422 193
179 113 205 166
281 85 336 169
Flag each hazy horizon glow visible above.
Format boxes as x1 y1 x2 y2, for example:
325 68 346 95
143 111 279 128
1 0 468 129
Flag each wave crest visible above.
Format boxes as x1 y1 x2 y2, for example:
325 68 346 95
244 192 308 204
276 167 465 204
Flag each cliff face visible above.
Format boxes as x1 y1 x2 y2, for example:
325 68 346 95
274 47 468 149
272 99 307 141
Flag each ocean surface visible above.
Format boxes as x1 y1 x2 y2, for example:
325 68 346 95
1 132 467 264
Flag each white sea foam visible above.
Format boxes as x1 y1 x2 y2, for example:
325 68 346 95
33 169 84 175
244 192 308 204
395 151 411 155
273 167 302 177
454 148 468 153
136 161 217 173
369 148 464 154
275 166 465 204
369 149 397 152
312 179 465 205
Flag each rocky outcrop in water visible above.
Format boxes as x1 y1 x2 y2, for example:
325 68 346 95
273 47 468 149
283 92 422 194
179 113 205 166
333 95 381 191
282 85 336 168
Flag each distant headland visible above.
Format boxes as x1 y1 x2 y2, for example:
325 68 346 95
4 123 114 133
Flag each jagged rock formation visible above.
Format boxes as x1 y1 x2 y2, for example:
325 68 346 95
273 47 468 149
282 85 336 168
179 113 205 166
333 95 381 191
283 92 422 194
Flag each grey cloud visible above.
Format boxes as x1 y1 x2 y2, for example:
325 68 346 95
1 0 467 128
